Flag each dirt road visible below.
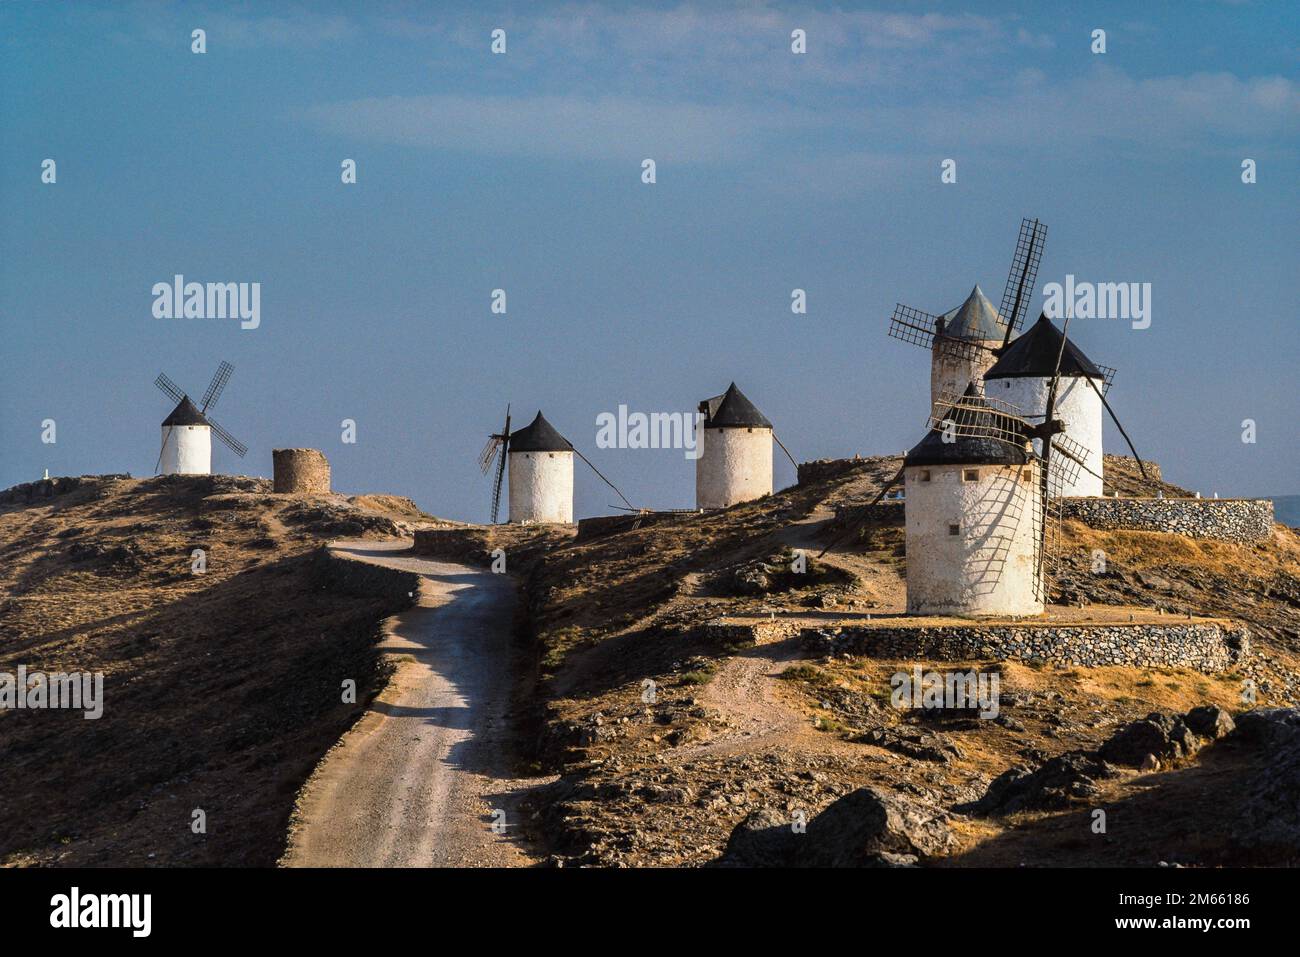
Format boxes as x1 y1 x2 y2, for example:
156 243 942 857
282 541 546 867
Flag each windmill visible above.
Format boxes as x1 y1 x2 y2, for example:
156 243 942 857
479 406 636 524
820 322 1100 611
915 312 1105 603
154 361 247 475
695 382 797 509
888 217 1145 492
888 218 1049 405
920 383 1089 605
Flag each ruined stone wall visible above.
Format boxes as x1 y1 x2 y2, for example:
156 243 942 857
804 621 1250 673
273 448 331 494
1059 497 1274 543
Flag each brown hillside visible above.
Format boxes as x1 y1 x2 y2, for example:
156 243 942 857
0 474 442 866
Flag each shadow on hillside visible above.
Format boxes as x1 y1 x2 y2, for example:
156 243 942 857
0 551 399 867
942 742 1284 868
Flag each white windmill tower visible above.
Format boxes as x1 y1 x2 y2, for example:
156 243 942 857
505 411 574 524
695 383 774 510
153 362 247 475
982 313 1112 497
901 385 1047 616
479 407 635 525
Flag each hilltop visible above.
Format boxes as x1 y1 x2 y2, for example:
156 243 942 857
0 474 448 866
418 453 1300 866
2 461 1298 868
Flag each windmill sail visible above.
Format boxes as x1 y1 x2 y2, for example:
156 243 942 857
207 415 248 457
155 372 187 405
488 405 511 524
998 217 1047 344
887 303 942 351
201 361 234 412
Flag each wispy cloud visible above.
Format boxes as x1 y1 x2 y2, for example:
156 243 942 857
304 93 807 164
303 65 1298 170
95 3 358 50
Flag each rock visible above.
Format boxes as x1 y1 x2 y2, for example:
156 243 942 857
1140 754 1160 772
802 787 955 866
1098 712 1198 767
1231 707 1300 747
1184 705 1235 741
717 808 799 867
963 751 1116 816
1219 709 1300 864
857 727 962 763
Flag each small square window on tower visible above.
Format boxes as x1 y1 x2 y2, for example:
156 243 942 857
919 470 932 482
948 524 961 536
1022 468 1033 482
962 469 979 482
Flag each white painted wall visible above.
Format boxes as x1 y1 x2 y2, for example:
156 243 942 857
904 462 1044 617
985 375 1104 497
696 426 773 509
930 338 1000 409
160 425 211 475
508 450 573 523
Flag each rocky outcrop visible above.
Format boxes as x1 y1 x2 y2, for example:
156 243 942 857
965 752 1117 815
1224 708 1300 865
966 706 1242 816
1098 712 1201 767
0 474 129 505
1184 704 1236 740
720 787 955 867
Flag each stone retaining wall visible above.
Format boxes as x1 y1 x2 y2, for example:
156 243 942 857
575 511 695 542
803 621 1250 673
412 528 501 567
314 546 420 609
1059 497 1274 543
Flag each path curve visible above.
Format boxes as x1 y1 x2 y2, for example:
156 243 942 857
282 540 546 867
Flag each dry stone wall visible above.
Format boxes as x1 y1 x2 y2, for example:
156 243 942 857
1060 497 1273 544
804 621 1250 673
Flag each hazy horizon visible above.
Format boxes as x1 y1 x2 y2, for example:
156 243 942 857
3 2 1297 520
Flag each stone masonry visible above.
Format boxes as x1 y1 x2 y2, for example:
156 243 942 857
273 448 331 494
804 621 1250 673
1059 497 1274 544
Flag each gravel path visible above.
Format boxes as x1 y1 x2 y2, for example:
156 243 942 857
282 540 547 867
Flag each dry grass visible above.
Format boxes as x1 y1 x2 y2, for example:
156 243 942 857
0 475 419 866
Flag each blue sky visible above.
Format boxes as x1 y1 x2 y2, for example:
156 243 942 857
2 1 1296 520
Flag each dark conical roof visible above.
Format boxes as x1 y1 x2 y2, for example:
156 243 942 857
509 411 571 453
904 385 1031 467
162 395 209 427
984 313 1105 380
702 383 772 429
939 285 1008 341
